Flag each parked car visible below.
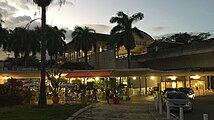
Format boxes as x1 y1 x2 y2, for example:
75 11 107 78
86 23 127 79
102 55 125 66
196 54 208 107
162 91 193 112
179 87 195 99
162 88 179 95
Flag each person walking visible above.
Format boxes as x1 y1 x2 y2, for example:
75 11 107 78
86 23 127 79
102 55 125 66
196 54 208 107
92 88 98 102
105 88 110 104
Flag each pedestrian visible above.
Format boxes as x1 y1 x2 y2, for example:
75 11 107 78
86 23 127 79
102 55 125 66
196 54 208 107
105 88 110 104
92 88 98 102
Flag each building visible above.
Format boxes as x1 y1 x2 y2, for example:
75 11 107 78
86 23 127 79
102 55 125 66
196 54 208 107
1 29 214 97
65 30 214 96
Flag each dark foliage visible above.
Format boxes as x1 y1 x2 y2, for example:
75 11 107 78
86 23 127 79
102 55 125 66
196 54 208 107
157 32 211 44
0 79 34 107
60 61 94 70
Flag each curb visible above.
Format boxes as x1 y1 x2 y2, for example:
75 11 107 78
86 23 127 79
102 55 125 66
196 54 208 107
65 104 93 120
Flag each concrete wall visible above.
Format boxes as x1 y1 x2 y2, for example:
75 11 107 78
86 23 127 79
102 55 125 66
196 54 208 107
141 51 214 70
139 40 214 70
89 50 116 69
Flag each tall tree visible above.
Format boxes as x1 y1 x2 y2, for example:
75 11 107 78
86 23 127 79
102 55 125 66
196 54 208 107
110 11 144 68
32 0 66 106
47 26 66 66
35 25 66 68
7 27 40 66
158 32 211 44
0 17 9 50
70 26 96 64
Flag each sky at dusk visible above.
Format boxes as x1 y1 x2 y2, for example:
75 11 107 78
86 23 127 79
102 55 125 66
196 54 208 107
1 0 214 39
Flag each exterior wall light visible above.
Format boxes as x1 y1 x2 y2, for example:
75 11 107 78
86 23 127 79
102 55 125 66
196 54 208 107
150 76 155 80
87 78 94 82
2 76 9 80
190 75 200 79
169 76 176 80
95 77 99 81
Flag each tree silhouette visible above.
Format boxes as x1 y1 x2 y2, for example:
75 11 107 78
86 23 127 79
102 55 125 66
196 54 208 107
110 11 144 68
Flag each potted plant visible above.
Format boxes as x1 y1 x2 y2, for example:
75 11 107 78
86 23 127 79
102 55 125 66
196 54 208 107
46 69 63 104
112 89 120 104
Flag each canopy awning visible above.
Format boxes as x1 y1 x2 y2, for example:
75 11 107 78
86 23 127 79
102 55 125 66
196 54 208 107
65 68 214 78
65 70 112 78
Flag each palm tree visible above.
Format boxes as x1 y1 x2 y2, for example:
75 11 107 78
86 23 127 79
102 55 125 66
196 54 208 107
0 18 9 50
32 0 67 106
109 11 144 68
35 25 66 68
32 0 52 107
32 0 66 106
70 26 96 64
47 26 66 67
6 27 40 66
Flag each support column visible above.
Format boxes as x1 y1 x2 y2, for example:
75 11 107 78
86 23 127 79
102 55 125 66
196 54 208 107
203 76 206 95
188 76 191 88
139 77 142 96
145 77 147 96
119 77 122 96
164 76 166 89
184 76 187 88
160 76 163 93
209 76 212 90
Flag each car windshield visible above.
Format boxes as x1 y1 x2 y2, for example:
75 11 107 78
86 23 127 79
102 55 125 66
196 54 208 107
167 92 187 99
162 88 179 95
179 88 194 93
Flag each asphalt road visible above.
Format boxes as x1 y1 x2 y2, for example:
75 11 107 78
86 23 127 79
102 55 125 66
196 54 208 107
173 95 214 120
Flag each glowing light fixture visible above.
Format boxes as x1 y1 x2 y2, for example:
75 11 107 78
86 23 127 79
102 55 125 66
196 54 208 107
169 76 176 80
54 75 59 79
133 77 136 80
2 76 9 80
87 78 94 82
150 76 155 80
190 75 200 79
95 77 99 81
123 82 127 85
172 82 176 88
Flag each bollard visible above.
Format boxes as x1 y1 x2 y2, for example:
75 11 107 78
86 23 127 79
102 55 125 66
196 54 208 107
155 97 158 110
166 101 170 119
159 98 162 114
203 114 208 120
158 93 162 114
179 107 183 120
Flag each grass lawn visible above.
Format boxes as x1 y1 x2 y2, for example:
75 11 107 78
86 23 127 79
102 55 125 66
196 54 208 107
0 104 87 120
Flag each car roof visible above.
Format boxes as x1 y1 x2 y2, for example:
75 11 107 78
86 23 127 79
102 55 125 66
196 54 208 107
166 91 183 94
165 88 179 90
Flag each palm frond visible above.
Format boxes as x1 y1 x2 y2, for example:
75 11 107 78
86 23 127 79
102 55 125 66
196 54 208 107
130 12 144 23
110 25 124 34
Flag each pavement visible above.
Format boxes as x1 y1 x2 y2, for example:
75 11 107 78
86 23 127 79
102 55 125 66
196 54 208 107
66 95 175 120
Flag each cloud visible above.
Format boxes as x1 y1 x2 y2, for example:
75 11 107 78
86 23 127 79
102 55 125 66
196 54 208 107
62 28 73 43
3 15 34 29
151 26 167 32
81 24 111 34
2 0 33 10
16 15 32 22
0 1 18 17
0 1 37 29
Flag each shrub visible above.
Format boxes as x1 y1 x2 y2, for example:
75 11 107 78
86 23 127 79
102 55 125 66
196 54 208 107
0 82 34 107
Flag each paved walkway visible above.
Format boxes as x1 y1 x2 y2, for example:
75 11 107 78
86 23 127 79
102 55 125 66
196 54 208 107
72 96 174 120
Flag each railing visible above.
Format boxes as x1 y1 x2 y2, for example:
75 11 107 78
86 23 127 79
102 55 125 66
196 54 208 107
155 94 209 120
